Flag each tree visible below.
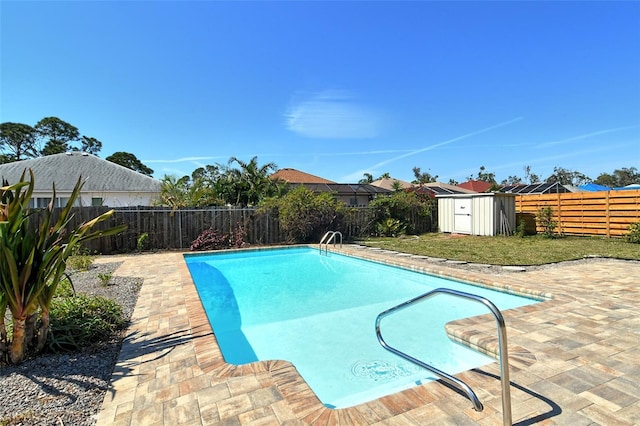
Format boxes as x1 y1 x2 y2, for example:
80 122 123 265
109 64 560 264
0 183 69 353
0 122 39 162
35 117 80 155
523 165 540 184
78 136 103 155
358 173 373 184
158 174 223 208
412 166 438 185
470 166 497 185
106 152 154 176
502 175 523 186
594 167 639 188
546 166 590 186
226 156 280 206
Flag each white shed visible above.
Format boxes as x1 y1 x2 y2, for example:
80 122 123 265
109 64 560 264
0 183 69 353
437 193 516 236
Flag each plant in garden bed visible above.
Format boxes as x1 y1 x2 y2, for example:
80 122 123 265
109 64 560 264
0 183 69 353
0 170 127 364
536 206 558 238
47 294 125 352
627 221 640 244
190 223 246 251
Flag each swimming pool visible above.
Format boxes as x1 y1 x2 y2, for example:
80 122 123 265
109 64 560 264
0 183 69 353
185 247 539 409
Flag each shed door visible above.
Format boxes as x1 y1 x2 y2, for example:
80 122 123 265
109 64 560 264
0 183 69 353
454 198 472 234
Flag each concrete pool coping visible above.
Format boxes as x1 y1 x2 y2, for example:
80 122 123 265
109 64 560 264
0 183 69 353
96 245 640 425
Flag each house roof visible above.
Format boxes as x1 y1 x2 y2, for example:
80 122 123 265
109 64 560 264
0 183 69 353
370 177 414 190
457 179 492 193
288 182 391 196
0 152 162 192
371 177 476 195
421 182 477 195
499 182 572 194
270 168 335 184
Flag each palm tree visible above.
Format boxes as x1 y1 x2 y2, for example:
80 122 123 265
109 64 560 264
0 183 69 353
228 156 279 206
359 173 373 184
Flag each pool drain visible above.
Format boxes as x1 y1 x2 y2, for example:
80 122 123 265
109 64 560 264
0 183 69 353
351 360 420 382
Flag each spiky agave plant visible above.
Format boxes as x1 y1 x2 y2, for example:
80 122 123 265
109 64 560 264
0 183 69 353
0 169 127 364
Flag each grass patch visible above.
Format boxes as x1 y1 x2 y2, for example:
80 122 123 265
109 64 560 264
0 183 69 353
359 233 640 265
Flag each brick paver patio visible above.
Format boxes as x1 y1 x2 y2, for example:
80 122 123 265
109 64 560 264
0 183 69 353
96 246 640 425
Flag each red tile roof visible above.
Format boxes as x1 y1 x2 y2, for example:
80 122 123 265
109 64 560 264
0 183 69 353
458 180 492 193
270 168 335 184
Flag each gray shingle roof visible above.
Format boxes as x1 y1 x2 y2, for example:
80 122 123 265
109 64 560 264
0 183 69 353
0 152 161 192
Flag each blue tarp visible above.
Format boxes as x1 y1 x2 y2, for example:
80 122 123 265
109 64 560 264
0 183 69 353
614 184 640 190
579 183 611 191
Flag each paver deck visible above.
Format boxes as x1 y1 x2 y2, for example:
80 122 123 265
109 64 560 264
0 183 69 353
96 246 640 425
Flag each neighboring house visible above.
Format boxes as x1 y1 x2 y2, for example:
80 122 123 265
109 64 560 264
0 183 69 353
270 168 335 184
457 179 493 193
270 168 390 206
371 177 476 197
370 177 414 191
498 182 572 194
0 152 162 207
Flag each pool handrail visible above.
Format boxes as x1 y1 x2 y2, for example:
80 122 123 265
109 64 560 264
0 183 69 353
319 231 342 254
375 287 512 426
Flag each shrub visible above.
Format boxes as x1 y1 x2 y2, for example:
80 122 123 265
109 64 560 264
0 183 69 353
136 232 149 252
376 218 406 237
55 275 75 298
97 272 113 287
190 228 230 251
66 246 95 271
368 190 435 235
47 294 126 352
260 186 347 243
536 206 558 238
190 224 245 251
626 222 640 244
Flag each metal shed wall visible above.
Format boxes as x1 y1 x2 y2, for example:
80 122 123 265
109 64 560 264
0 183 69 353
437 193 516 236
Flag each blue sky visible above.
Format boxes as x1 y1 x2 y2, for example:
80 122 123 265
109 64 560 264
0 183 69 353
2 1 639 184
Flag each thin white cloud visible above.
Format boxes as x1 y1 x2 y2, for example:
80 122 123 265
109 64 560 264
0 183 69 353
285 90 382 139
144 155 226 164
367 116 524 170
535 125 637 148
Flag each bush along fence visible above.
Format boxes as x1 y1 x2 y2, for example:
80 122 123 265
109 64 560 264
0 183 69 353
515 189 640 238
39 205 436 254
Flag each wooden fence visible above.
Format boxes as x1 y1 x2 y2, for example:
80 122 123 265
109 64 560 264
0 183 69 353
515 189 640 237
50 205 436 254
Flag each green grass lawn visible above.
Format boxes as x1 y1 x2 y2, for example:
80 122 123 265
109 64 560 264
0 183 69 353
358 233 640 266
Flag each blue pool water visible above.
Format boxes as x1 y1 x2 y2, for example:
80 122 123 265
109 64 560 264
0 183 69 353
185 247 539 409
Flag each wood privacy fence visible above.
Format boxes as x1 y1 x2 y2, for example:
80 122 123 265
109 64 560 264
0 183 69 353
515 189 640 238
49 205 436 254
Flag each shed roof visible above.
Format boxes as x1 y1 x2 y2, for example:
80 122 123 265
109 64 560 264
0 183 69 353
0 152 162 192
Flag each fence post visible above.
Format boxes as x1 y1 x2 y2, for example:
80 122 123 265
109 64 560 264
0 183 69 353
556 191 562 234
605 191 611 238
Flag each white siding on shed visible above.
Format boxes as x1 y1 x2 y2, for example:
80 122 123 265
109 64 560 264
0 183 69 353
437 193 516 236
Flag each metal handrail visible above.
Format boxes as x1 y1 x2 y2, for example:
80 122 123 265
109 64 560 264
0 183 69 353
318 231 342 254
375 288 512 426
